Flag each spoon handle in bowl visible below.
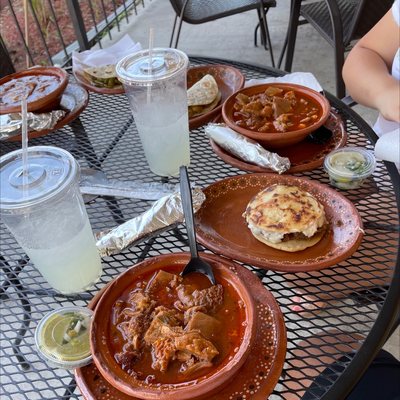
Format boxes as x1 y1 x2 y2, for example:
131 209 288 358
179 166 199 259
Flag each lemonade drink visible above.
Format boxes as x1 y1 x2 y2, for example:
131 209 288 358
116 48 190 177
0 146 102 294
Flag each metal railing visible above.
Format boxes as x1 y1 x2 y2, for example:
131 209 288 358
0 0 149 76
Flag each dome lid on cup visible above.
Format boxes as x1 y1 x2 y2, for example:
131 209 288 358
116 48 188 85
0 146 78 212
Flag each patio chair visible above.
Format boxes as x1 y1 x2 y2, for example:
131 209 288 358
283 0 394 98
168 0 277 67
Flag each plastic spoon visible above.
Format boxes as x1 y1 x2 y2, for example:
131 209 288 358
179 166 216 285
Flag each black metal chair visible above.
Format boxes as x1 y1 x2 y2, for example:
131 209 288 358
168 0 277 67
283 0 394 98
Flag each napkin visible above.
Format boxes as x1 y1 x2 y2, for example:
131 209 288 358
205 123 291 174
374 128 400 169
245 72 324 93
72 34 142 73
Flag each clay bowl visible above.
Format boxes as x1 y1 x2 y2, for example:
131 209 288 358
90 252 256 400
0 66 69 114
222 83 331 149
188 64 245 130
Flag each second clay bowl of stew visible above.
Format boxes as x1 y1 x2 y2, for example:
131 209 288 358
90 252 256 400
222 83 331 149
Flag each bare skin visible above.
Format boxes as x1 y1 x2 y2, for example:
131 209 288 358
342 8 400 123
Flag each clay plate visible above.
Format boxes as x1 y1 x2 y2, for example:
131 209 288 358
75 253 286 400
6 82 89 142
222 83 331 148
195 174 364 272
188 65 245 130
210 111 347 173
73 70 125 95
0 66 69 114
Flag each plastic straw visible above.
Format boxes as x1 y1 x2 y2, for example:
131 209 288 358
21 94 29 185
146 27 154 104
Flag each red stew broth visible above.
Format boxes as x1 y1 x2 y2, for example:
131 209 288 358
108 265 247 385
0 75 61 107
233 87 323 133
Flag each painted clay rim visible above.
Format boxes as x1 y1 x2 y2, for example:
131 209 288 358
188 64 245 130
195 173 364 272
73 70 125 95
75 253 287 400
6 82 89 142
221 83 331 148
210 110 347 173
0 66 69 114
89 252 257 400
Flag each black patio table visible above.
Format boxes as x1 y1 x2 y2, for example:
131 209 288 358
1 57 399 400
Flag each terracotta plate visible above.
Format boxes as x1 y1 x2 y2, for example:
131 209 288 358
75 253 287 400
74 70 125 95
6 82 89 142
210 111 347 173
195 174 364 272
188 65 245 130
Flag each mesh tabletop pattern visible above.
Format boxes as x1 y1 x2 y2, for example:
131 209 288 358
1 57 399 400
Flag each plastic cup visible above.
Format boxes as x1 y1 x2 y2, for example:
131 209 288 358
116 48 190 177
0 146 102 294
324 146 376 190
35 306 93 369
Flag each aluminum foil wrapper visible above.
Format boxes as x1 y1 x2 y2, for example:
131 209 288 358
205 123 291 174
96 187 205 257
0 110 66 140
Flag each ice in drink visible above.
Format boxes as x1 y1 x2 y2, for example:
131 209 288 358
133 104 190 177
25 219 101 294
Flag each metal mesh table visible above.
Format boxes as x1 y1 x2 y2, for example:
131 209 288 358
1 57 399 400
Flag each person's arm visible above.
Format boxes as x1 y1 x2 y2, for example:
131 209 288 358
342 7 400 122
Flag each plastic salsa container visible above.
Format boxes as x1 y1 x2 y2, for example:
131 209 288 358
324 147 376 190
35 306 93 369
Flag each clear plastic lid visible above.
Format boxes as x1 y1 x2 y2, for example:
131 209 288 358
324 146 376 178
0 146 78 212
116 48 188 85
35 306 93 370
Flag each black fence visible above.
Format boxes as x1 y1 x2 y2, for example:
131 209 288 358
0 0 150 77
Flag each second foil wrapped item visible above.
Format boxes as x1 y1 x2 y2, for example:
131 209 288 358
205 123 290 174
95 188 205 257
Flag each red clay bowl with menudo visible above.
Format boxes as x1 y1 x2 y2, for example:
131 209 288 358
0 66 68 114
222 83 331 149
90 252 256 400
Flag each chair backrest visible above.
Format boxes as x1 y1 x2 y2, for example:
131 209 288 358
345 0 394 44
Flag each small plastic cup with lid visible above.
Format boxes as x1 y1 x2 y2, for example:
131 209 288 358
35 306 93 369
324 146 376 190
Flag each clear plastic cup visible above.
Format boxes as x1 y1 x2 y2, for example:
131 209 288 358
116 48 190 177
324 146 376 189
0 146 102 294
35 306 93 369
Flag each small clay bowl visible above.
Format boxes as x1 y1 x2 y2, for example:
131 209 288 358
188 64 245 130
222 83 331 149
90 252 256 400
0 66 69 114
